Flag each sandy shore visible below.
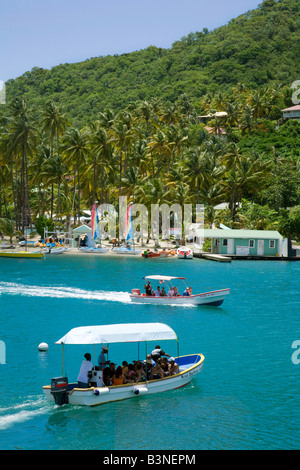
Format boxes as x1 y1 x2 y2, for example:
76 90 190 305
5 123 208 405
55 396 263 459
1 238 184 256
54 239 181 256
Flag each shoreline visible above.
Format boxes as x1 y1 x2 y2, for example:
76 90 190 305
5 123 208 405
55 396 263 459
0 238 184 257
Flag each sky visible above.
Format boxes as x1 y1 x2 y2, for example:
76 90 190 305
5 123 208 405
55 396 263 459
0 0 261 82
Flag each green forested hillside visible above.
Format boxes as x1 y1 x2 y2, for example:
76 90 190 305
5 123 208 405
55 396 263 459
4 0 300 124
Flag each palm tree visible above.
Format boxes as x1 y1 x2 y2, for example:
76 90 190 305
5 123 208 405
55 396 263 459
120 166 142 203
7 99 38 232
41 101 68 157
182 148 213 204
137 101 153 140
0 218 19 244
41 154 66 219
63 127 89 223
147 128 171 176
110 118 133 196
87 124 111 204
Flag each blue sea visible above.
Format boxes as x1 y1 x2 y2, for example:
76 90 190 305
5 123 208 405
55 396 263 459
0 255 299 450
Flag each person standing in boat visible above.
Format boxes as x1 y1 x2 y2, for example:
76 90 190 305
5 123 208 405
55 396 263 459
144 280 153 296
77 353 92 388
151 345 171 362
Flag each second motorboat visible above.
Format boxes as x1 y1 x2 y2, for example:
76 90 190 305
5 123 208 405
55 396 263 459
130 275 230 306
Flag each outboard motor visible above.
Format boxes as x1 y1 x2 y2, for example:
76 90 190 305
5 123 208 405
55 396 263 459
50 377 69 405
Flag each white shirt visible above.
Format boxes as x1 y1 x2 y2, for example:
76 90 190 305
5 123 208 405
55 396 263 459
77 360 92 383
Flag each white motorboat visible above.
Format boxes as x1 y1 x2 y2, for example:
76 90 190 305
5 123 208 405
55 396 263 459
177 246 193 259
43 322 205 407
130 275 230 306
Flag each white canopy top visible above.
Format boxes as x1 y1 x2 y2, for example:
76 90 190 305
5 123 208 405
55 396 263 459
145 275 185 281
55 322 177 345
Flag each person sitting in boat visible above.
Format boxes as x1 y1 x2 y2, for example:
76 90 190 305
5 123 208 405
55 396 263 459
135 363 146 382
125 363 137 383
182 287 190 296
121 360 129 376
188 287 193 295
154 286 161 297
77 353 92 388
167 287 175 297
161 357 169 375
150 358 164 380
145 355 154 379
103 362 116 386
112 366 126 386
160 287 167 296
168 357 179 376
173 287 179 296
144 280 153 296
151 345 171 362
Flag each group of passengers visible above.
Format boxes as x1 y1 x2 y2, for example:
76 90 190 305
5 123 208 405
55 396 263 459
145 280 192 297
77 345 179 388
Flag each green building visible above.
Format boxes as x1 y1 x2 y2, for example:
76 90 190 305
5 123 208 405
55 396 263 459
198 229 285 257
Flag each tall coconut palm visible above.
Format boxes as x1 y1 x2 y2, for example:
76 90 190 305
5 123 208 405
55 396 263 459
182 148 213 204
88 125 111 204
41 153 66 219
41 101 68 157
7 99 38 232
63 127 89 223
110 119 133 197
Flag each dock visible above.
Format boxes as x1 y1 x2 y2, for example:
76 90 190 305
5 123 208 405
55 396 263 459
193 252 300 262
193 252 232 263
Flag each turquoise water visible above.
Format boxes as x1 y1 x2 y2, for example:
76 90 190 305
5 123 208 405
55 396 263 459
0 255 299 450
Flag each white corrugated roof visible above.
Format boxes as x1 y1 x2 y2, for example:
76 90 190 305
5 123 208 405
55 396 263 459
192 228 283 239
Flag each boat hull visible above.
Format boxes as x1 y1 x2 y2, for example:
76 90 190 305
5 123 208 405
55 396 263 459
43 354 204 407
43 247 67 255
142 252 161 258
130 289 230 306
113 249 141 255
78 247 109 254
0 251 44 259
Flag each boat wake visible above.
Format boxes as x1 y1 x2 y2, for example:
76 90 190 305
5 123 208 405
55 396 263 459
0 397 48 430
0 281 131 304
